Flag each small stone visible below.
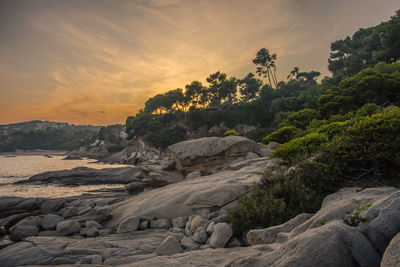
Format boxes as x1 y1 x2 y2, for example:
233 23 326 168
190 216 208 233
193 227 209 244
212 214 229 224
99 229 113 236
61 207 78 218
139 220 149 230
209 223 233 248
206 221 215 235
42 214 64 230
80 226 99 237
181 236 199 250
172 216 188 228
10 224 39 241
85 220 103 229
200 244 211 250
40 199 65 213
169 227 185 233
117 216 140 233
56 220 81 236
155 235 183 256
186 171 201 180
91 255 103 265
124 182 146 195
150 219 171 229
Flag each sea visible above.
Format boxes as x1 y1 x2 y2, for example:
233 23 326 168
0 154 127 198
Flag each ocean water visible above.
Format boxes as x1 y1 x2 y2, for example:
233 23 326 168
0 155 127 198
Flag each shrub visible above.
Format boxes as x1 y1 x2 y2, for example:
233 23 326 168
320 108 400 181
224 130 239 136
280 108 320 130
262 126 302 144
271 132 328 163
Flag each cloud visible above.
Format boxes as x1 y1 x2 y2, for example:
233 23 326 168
0 0 399 125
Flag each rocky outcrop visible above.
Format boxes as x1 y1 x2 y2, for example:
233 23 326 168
16 166 141 185
108 157 278 223
168 136 262 174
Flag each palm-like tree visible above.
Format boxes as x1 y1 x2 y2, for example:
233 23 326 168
253 48 278 88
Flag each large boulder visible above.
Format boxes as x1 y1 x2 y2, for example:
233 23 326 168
108 158 278 225
9 224 39 241
168 136 262 174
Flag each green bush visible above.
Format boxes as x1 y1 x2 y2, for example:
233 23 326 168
271 132 328 163
320 108 400 181
224 130 239 136
262 126 302 144
280 108 320 130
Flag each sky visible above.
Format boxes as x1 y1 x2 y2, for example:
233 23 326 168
0 0 399 125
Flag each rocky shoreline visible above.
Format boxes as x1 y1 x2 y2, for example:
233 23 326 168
0 136 399 266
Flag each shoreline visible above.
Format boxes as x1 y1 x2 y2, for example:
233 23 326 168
0 150 68 156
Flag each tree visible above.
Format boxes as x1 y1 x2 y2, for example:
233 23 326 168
185 81 204 107
205 71 238 107
238 73 262 101
253 48 278 88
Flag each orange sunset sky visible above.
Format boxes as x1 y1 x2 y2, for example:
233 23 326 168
0 0 399 125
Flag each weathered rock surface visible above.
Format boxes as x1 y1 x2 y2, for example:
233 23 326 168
16 166 141 185
150 219 171 229
381 232 400 267
108 157 277 224
168 136 262 174
124 181 146 195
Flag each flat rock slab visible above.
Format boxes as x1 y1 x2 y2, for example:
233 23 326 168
16 166 141 185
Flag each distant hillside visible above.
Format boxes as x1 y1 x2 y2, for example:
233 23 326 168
0 120 101 135
0 120 103 152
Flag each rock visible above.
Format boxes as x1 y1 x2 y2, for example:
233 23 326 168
85 220 103 229
226 237 242 248
41 214 64 230
0 197 43 218
40 199 65 213
161 159 176 170
245 152 259 160
72 206 112 224
169 227 184 233
181 236 199 250
141 167 184 187
37 230 64 236
15 216 42 227
168 136 262 174
117 216 140 233
125 182 146 195
212 214 229 224
17 166 141 185
155 235 183 256
139 220 149 230
172 216 188 228
209 223 233 248
150 219 171 229
247 213 313 245
190 215 208 232
56 220 81 235
186 171 201 180
200 244 211 250
193 227 209 243
9 224 39 241
80 226 99 237
109 158 275 223
99 228 113 236
94 199 108 207
206 221 215 235
61 206 78 218
381 233 400 267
